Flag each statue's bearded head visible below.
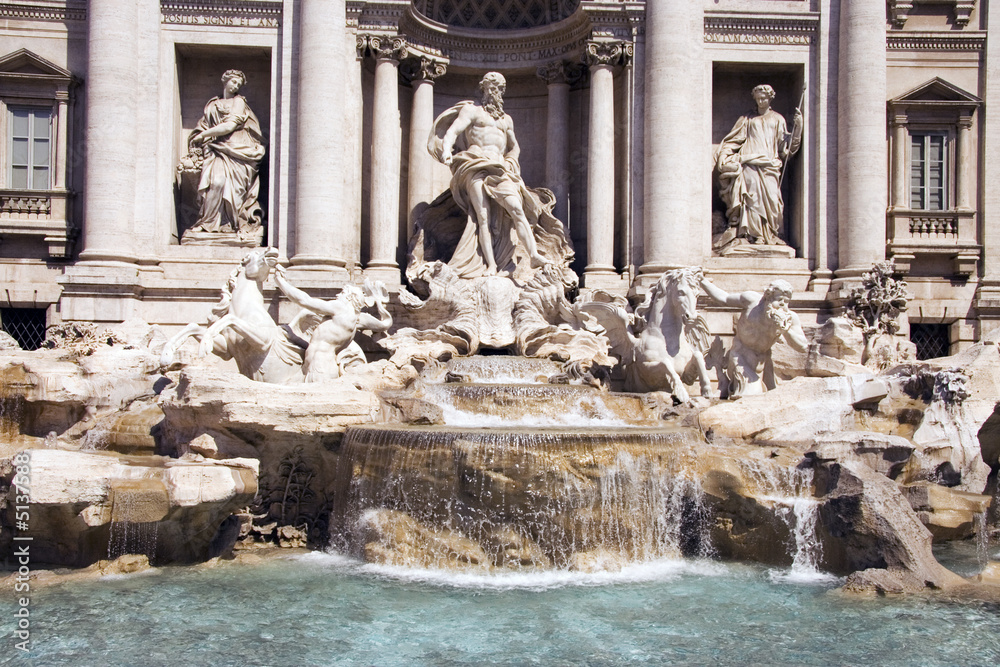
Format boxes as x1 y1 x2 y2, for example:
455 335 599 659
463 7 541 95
763 279 794 329
480 72 506 120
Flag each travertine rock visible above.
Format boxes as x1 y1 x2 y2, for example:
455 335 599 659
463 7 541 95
814 460 964 593
899 481 991 541
1 449 257 566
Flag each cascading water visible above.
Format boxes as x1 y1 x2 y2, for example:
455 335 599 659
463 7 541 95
107 480 168 562
331 424 709 571
974 511 990 569
736 459 825 579
332 357 836 577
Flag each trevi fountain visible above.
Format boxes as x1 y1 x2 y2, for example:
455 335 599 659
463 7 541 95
2 18 1000 666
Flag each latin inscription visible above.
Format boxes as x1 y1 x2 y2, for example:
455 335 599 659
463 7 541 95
163 14 280 28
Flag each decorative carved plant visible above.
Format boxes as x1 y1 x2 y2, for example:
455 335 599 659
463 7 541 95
846 260 910 365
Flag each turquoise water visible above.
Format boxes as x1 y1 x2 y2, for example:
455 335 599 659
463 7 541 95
5 547 1000 667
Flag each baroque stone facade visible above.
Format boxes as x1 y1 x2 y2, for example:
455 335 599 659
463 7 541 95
0 0 996 355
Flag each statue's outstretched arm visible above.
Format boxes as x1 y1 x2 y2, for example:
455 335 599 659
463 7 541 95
700 275 743 308
274 268 339 317
783 312 809 353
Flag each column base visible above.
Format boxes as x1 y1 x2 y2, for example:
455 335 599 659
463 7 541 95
582 268 628 292
364 264 403 286
289 254 348 269
78 249 140 265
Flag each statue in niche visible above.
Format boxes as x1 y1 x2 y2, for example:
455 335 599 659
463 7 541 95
178 69 266 246
389 72 590 365
714 84 802 253
700 276 807 399
274 267 393 382
416 71 574 283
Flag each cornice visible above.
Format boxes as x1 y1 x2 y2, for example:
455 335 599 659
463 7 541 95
704 12 819 46
886 30 985 52
161 0 282 28
0 1 86 22
581 1 645 40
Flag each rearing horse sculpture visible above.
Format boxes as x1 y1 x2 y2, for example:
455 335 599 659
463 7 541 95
582 267 713 402
160 247 305 384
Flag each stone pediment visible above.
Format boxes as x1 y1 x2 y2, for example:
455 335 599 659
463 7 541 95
0 48 73 81
890 77 981 108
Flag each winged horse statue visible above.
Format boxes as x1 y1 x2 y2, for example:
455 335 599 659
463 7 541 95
582 267 713 403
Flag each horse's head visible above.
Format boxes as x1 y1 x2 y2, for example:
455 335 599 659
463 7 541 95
656 267 703 325
242 247 280 281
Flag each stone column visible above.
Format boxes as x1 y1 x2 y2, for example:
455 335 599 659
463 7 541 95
537 62 575 226
956 112 973 211
584 42 626 286
54 95 68 190
641 0 704 274
890 113 908 210
836 0 887 279
404 57 446 238
79 0 138 263
291 0 349 272
366 36 407 282
976 0 1000 321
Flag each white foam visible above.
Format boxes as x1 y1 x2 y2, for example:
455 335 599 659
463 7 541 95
768 568 841 586
303 550 727 591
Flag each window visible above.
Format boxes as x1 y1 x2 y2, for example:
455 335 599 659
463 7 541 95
8 107 51 190
0 308 47 350
910 322 950 361
910 133 947 211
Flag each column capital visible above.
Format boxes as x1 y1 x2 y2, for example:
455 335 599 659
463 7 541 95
536 61 585 86
401 56 447 85
363 34 408 63
890 113 908 128
584 40 632 69
958 112 975 129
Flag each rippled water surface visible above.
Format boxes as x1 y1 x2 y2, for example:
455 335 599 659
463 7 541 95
5 550 1000 667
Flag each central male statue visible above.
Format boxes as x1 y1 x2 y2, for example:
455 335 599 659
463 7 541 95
427 72 562 278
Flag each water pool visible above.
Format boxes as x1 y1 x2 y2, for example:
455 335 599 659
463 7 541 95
5 549 999 667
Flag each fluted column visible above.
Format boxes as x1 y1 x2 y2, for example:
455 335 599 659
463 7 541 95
80 0 138 263
292 0 348 271
537 62 576 226
366 36 407 281
836 0 887 278
404 57 446 238
641 0 704 273
584 42 627 285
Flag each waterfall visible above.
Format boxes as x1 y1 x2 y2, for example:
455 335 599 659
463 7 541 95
107 480 168 562
974 511 989 570
332 424 707 571
739 460 825 578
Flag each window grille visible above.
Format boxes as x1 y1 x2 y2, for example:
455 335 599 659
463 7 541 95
1 308 47 350
910 322 950 361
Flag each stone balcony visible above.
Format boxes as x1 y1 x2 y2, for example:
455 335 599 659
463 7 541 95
887 208 980 278
0 189 75 258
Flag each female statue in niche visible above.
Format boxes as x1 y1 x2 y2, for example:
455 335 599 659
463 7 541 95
179 69 266 243
715 84 802 250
